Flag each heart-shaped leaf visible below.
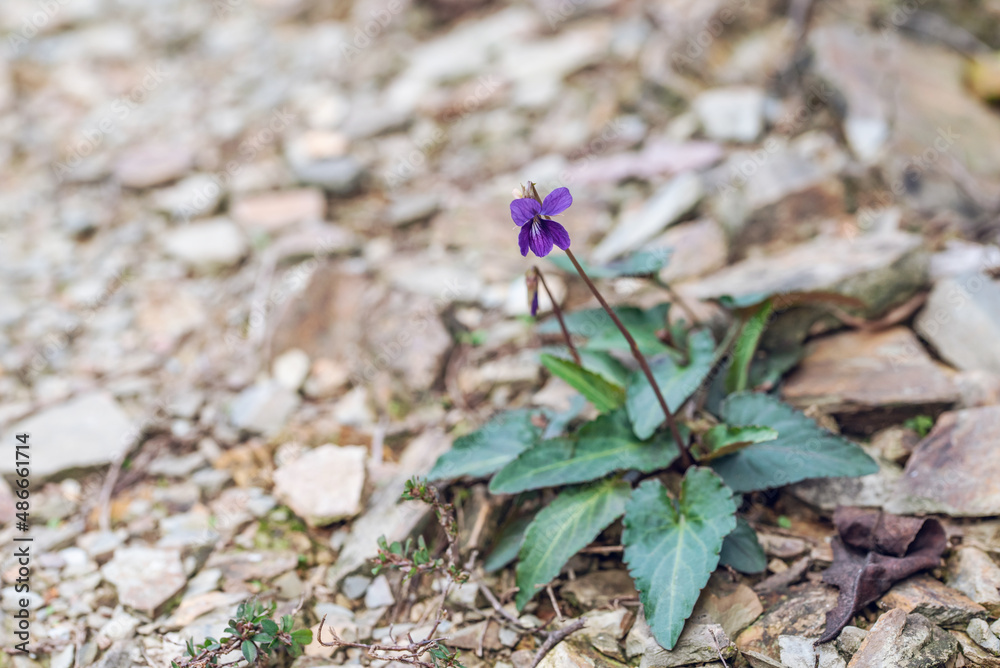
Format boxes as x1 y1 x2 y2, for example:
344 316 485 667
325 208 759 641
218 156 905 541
541 354 625 413
489 410 681 494
626 328 716 439
719 517 767 574
515 478 631 610
710 392 878 493
428 410 541 481
623 468 737 649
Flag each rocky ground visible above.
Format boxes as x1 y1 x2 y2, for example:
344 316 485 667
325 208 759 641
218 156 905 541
4 0 1000 666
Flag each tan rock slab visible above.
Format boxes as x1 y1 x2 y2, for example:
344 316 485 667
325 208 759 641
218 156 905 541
781 327 958 432
878 574 987 628
887 407 1000 517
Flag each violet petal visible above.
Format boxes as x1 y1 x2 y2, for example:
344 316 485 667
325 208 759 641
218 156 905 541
510 198 541 226
541 219 571 250
528 221 555 257
518 224 531 256
540 187 572 216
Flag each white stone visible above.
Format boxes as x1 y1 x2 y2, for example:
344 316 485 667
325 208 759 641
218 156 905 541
272 348 311 391
273 445 367 526
1 392 132 477
163 219 248 272
693 86 766 143
101 547 187 615
364 574 396 609
592 171 703 263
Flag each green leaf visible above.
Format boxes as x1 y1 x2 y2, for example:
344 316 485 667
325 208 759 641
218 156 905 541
710 392 879 492
537 305 672 357
241 640 257 664
719 518 767 574
291 629 313 644
541 347 630 387
489 410 681 494
428 410 542 481
484 514 534 573
281 615 293 633
622 468 738 650
252 633 273 644
625 329 716 439
261 618 278 636
541 354 625 413
697 424 778 462
725 299 773 393
549 248 672 278
515 479 631 610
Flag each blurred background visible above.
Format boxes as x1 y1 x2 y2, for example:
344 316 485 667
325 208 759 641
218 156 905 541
3 0 1000 663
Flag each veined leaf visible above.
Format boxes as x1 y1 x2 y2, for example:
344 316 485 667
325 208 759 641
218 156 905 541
710 392 879 493
697 424 778 462
428 410 541 481
489 410 681 494
515 479 631 610
725 299 773 394
623 468 737 650
549 248 672 278
541 354 625 413
719 517 767 574
537 304 672 357
626 329 716 439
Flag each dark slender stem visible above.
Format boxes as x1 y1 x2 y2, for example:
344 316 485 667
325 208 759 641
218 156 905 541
534 266 581 365
563 248 692 468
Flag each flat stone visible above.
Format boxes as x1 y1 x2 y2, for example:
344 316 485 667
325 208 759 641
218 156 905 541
101 547 186 616
273 444 366 526
205 550 297 583
576 608 631 660
341 575 370 600
782 328 958 432
272 348 311 391
163 218 249 272
386 194 439 227
810 25 890 162
847 610 958 668
228 380 300 437
231 189 325 231
836 626 868 657
148 452 207 478
652 218 728 284
561 569 637 609
114 144 194 188
694 572 764 640
2 392 132 477
737 584 839 656
693 86 766 143
591 171 703 263
326 429 451 587
626 610 736 667
779 634 846 668
888 407 1000 517
879 574 987 628
758 534 809 560
710 132 847 242
536 630 628 668
916 273 1000 376
953 630 1000 666
684 231 927 318
968 619 1000 655
150 173 224 221
364 574 395 609
946 547 1000 615
289 154 364 195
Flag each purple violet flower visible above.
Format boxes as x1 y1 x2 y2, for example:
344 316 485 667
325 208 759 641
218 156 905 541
510 187 572 258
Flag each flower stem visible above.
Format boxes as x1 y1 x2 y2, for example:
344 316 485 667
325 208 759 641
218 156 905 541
534 267 581 365
563 247 692 468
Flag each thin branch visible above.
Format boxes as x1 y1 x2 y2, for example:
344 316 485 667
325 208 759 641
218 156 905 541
529 618 587 668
